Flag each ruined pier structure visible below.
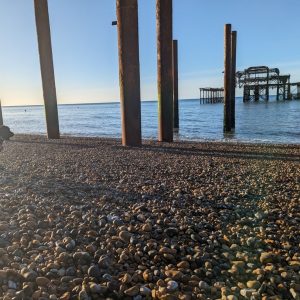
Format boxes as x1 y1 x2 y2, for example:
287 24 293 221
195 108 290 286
236 66 300 102
199 88 224 104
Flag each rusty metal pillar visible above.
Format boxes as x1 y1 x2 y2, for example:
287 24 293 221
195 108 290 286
224 24 232 133
230 31 237 129
156 0 173 142
0 99 3 126
34 0 60 139
116 0 142 146
287 82 291 100
0 100 3 126
173 40 179 130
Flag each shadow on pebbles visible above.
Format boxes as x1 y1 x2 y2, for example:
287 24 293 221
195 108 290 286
0 135 299 300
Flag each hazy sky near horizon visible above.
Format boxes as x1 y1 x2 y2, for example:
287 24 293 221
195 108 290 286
0 0 300 106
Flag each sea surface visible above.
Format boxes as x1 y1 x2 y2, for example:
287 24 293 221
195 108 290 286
2 97 300 144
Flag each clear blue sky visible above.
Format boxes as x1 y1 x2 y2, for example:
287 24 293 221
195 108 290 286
1 0 300 106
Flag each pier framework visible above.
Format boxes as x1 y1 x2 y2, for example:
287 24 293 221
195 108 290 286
236 66 300 102
199 88 224 104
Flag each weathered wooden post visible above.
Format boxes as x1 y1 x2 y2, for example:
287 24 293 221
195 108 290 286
116 0 142 146
156 0 173 142
173 40 179 130
0 100 3 126
224 24 232 132
230 31 237 129
34 0 60 139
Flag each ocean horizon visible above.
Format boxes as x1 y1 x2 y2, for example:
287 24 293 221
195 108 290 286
2 97 300 145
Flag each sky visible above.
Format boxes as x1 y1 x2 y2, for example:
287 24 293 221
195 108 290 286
0 0 300 106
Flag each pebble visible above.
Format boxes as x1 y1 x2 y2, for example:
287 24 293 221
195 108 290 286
36 277 50 287
124 285 140 297
199 281 210 290
247 280 261 289
119 230 131 243
0 135 299 300
167 280 179 292
240 288 257 298
260 252 277 264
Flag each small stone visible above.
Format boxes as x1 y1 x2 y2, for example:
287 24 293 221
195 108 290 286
247 280 260 289
240 288 256 298
290 288 299 299
199 281 210 290
140 286 151 296
98 255 111 268
73 252 92 265
8 280 17 290
142 223 152 232
88 265 101 279
165 270 183 281
227 296 238 300
246 237 257 247
124 285 140 297
36 277 50 287
260 252 276 264
167 280 179 292
59 292 70 300
23 270 38 282
122 273 132 284
119 230 131 243
177 261 190 269
164 227 179 237
79 290 89 300
89 283 105 294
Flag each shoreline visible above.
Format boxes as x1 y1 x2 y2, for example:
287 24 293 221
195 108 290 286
0 135 299 299
10 133 300 149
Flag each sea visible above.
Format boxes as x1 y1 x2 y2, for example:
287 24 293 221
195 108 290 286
2 97 300 144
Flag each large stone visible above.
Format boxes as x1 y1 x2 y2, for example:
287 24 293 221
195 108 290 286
0 126 14 140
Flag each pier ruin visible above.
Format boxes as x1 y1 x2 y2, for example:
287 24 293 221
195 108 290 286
236 66 300 102
199 88 224 104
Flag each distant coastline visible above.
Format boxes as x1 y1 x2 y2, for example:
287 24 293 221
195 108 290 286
2 99 163 108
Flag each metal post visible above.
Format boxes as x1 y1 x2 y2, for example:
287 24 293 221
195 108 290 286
34 0 60 139
288 82 291 100
0 100 3 126
116 0 142 146
224 24 232 132
200 89 202 104
156 0 173 142
231 31 237 128
266 71 270 101
173 40 179 130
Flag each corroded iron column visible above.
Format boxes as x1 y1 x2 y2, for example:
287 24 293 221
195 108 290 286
116 0 142 146
157 0 173 142
173 40 179 130
0 100 3 126
224 24 232 132
231 31 237 129
34 0 60 139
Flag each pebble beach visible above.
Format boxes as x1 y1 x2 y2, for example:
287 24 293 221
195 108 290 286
0 135 299 300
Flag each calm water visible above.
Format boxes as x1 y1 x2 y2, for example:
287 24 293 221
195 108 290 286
2 97 300 144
